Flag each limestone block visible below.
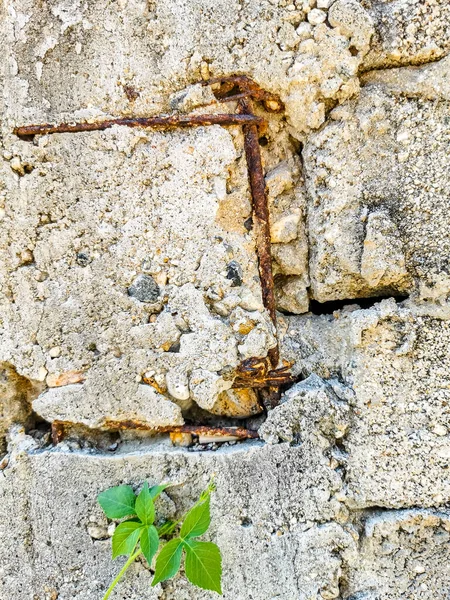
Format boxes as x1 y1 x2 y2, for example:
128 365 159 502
304 67 450 302
346 509 450 599
260 374 350 446
32 383 184 430
0 441 352 599
363 0 450 69
0 124 280 423
283 299 450 508
360 211 410 289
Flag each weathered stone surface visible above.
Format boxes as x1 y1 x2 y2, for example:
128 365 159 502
0 440 351 600
304 62 450 302
260 374 350 446
346 509 450 599
0 125 279 425
361 54 450 101
0 362 42 452
2 0 373 138
282 299 450 509
2 0 450 597
33 383 184 430
364 0 450 69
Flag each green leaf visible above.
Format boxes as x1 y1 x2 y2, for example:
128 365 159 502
180 496 210 539
112 521 143 559
184 540 222 594
135 482 155 525
97 485 137 519
149 483 170 500
151 538 183 586
140 524 159 565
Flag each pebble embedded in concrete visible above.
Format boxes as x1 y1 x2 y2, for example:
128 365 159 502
127 274 160 303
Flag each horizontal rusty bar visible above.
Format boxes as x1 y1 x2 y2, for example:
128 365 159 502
14 113 264 138
51 420 259 444
104 422 260 439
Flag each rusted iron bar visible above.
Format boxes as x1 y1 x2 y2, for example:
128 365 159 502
239 97 278 366
232 357 293 389
239 97 282 408
106 423 259 439
50 420 259 445
13 113 263 138
204 75 284 112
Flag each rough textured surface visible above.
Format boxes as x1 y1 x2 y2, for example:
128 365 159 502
304 56 450 302
363 0 450 69
1 125 279 424
282 299 450 509
0 439 353 600
1 0 450 597
346 509 450 599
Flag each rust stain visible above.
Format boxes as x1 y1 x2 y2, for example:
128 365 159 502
51 421 66 445
46 370 86 387
123 85 140 102
142 375 167 395
238 321 256 335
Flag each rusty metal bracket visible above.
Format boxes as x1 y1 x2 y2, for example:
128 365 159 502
15 76 292 439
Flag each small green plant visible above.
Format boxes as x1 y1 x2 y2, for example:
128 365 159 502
97 479 222 598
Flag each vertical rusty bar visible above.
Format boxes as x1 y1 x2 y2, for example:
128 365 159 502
239 97 279 369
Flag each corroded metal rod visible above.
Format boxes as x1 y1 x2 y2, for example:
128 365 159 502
204 75 284 112
239 97 278 368
106 423 259 439
14 113 263 138
51 421 259 445
239 97 282 409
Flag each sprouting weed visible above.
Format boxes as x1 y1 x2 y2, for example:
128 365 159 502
97 478 222 598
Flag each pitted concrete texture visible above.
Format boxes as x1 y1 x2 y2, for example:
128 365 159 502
363 0 450 69
304 56 450 303
3 0 374 135
282 298 450 509
1 0 450 598
0 439 353 600
346 509 450 600
1 124 280 424
2 433 450 599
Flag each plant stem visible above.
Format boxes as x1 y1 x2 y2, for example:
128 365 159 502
102 549 142 600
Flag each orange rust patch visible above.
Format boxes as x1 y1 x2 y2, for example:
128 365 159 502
142 375 167 394
238 321 256 335
46 370 86 387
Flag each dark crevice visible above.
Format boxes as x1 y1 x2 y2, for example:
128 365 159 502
25 414 52 445
308 295 409 316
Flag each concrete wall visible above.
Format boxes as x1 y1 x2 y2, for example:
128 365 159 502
1 0 450 598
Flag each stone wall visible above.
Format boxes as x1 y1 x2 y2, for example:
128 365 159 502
1 0 450 598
